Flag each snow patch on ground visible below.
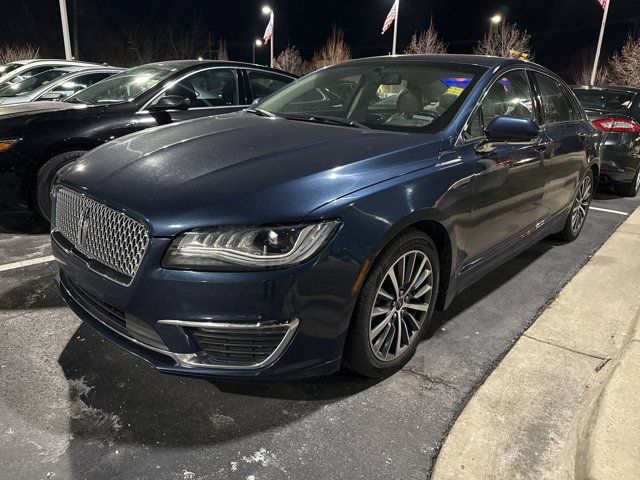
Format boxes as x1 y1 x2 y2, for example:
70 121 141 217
242 447 276 467
67 377 122 436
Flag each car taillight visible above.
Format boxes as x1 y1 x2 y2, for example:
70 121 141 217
592 117 640 133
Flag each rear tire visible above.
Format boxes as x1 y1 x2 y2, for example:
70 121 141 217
344 229 439 378
35 150 86 221
557 169 594 242
614 168 640 197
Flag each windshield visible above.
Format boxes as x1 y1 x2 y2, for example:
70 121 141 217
572 88 635 112
66 65 177 105
0 63 22 76
258 62 485 132
0 69 69 97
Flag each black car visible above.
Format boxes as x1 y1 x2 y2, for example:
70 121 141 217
0 60 296 219
572 85 640 196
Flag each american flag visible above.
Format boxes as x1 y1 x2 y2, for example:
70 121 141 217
597 0 608 10
263 15 274 44
381 0 398 35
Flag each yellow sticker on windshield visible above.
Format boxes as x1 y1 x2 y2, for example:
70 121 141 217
446 86 464 96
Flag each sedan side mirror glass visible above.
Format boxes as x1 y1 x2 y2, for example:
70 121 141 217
484 115 540 143
149 95 191 112
39 91 66 101
251 97 263 106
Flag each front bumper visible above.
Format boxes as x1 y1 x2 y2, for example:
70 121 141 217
53 232 360 380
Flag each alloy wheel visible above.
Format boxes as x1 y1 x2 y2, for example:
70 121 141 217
368 250 433 362
571 174 593 233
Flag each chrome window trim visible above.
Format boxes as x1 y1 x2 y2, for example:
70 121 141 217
137 66 243 114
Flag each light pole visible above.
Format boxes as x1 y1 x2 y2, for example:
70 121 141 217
253 39 263 64
262 6 274 68
58 0 73 60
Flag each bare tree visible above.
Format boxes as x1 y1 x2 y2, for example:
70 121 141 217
165 15 207 60
274 46 305 75
216 38 229 60
405 21 447 55
474 22 532 59
603 35 640 87
311 26 351 70
0 43 40 64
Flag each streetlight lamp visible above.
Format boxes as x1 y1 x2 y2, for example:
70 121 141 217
253 39 263 64
490 14 503 25
262 5 274 68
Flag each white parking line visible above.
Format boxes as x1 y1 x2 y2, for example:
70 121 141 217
590 206 629 216
0 255 56 273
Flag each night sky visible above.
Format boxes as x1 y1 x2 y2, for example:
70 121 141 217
2 0 640 79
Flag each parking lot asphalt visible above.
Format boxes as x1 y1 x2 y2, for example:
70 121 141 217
1 187 639 480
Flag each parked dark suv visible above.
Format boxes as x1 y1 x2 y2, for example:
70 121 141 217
0 60 296 218
572 85 640 196
53 55 599 380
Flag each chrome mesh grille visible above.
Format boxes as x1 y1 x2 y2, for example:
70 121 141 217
54 187 149 281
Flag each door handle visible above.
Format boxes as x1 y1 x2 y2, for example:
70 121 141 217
534 140 551 152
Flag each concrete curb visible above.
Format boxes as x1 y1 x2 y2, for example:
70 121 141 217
432 209 640 480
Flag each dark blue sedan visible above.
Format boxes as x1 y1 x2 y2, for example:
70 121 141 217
52 55 599 379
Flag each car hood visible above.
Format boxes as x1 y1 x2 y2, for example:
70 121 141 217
0 100 99 119
59 113 443 237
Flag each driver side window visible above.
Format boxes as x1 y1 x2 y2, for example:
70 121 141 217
482 70 534 127
154 68 239 109
463 70 535 142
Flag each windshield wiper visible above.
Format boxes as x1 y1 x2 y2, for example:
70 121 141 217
244 107 278 118
282 114 366 129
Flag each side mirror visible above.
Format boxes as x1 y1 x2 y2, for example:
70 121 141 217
39 91 66 101
251 97 263 106
484 115 540 143
148 95 191 112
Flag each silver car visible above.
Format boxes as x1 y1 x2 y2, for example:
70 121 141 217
0 66 122 105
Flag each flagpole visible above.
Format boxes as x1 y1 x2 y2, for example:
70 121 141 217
58 0 73 60
392 0 399 55
270 11 275 68
591 0 611 85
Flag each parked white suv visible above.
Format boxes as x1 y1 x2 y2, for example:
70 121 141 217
0 59 102 88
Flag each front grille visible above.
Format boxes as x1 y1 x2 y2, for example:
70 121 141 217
190 323 292 366
62 271 167 351
54 187 149 284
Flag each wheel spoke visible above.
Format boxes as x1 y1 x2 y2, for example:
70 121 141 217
404 252 416 287
380 324 395 358
371 306 391 317
400 317 410 345
406 257 427 293
405 311 421 331
395 316 402 353
413 282 432 299
387 268 400 298
370 311 394 340
397 256 406 291
405 302 429 312
377 288 394 301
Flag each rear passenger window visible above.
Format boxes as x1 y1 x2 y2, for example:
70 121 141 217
481 70 534 127
535 73 572 124
248 71 292 99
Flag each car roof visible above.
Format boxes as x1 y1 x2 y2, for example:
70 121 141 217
47 65 122 74
137 59 297 77
339 54 528 69
571 85 640 94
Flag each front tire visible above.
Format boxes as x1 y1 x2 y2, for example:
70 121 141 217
344 229 439 378
35 150 87 221
557 169 594 242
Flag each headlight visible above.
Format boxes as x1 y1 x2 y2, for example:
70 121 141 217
163 220 341 271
